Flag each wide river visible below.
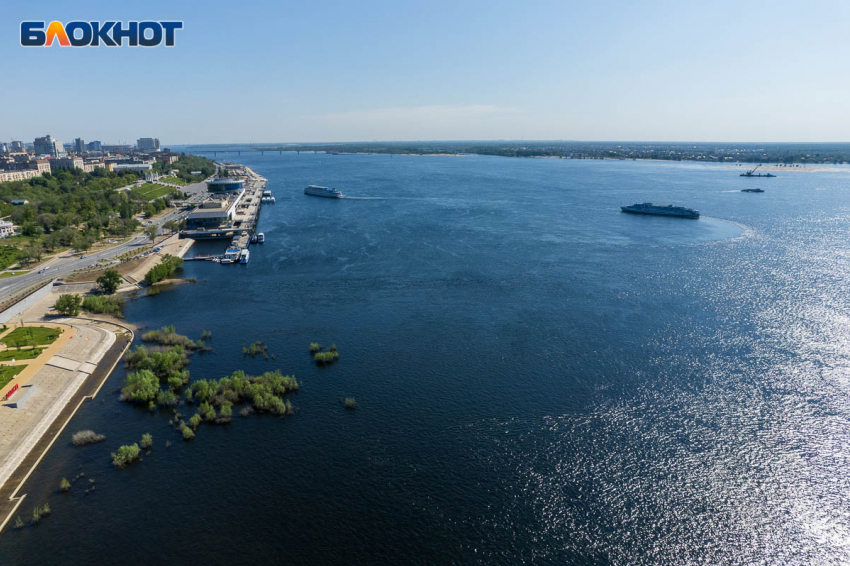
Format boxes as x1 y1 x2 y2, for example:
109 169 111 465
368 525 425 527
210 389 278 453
3 154 850 564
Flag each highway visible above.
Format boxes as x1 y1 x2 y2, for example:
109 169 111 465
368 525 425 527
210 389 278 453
0 180 209 301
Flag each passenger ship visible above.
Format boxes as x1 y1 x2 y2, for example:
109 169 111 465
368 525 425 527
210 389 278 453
304 185 344 198
620 203 700 218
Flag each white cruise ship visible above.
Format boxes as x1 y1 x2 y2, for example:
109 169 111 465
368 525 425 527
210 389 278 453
304 185 344 199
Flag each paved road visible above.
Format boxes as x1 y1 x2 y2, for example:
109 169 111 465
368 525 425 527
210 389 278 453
0 179 211 301
0 199 197 300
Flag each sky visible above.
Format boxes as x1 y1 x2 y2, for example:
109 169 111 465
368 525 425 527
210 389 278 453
3 0 850 145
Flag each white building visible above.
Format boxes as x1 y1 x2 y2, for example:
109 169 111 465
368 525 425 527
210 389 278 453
50 156 84 172
0 220 14 238
113 163 152 173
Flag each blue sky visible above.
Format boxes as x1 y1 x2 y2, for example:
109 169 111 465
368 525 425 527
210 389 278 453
3 0 849 144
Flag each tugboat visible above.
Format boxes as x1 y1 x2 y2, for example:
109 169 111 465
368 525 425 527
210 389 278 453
741 188 765 193
621 203 700 218
740 165 776 178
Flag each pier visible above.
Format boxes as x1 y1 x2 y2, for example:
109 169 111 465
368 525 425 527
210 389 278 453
178 164 268 255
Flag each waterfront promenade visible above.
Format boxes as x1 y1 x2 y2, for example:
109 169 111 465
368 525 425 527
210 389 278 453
0 313 132 535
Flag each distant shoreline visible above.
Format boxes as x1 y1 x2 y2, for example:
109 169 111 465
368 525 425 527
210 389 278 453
236 148 850 171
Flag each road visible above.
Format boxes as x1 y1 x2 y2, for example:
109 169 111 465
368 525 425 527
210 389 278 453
0 189 203 300
0 180 212 300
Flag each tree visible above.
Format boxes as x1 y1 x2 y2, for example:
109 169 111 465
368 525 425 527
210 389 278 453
73 235 93 252
145 225 158 242
140 433 153 450
96 269 122 294
54 294 82 316
163 220 179 234
60 478 71 492
143 203 156 218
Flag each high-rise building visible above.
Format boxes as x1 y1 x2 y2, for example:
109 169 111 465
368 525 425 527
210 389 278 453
33 135 64 158
86 140 102 151
74 138 85 153
137 137 161 151
9 141 25 152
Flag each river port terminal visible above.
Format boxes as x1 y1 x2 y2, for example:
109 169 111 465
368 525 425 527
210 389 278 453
179 163 270 261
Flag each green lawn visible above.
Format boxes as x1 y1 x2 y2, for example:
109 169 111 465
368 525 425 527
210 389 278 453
0 270 30 278
0 365 25 389
0 245 20 270
159 176 187 186
132 183 176 201
0 347 43 361
1 327 61 348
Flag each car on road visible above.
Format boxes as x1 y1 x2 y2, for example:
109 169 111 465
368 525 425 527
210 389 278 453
80 255 86 259
38 267 49 274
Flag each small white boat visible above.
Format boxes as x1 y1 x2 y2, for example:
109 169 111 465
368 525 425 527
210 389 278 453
257 232 265 243
220 258 234 265
239 249 250 264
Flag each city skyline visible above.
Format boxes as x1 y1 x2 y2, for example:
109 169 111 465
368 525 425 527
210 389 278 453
4 0 850 144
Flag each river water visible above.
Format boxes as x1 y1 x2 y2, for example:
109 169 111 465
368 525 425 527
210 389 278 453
2 154 850 565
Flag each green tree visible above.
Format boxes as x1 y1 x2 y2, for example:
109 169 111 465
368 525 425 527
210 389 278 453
54 294 82 316
143 203 156 218
144 225 158 242
96 269 122 294
60 477 71 492
163 219 179 234
140 433 153 449
73 234 93 252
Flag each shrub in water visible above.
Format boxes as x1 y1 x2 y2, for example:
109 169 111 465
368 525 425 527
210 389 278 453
72 430 106 446
111 443 141 469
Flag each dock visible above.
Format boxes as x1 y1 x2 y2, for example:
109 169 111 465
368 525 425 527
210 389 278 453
178 164 269 254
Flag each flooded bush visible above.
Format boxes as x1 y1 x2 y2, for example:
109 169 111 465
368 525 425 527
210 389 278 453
60 478 71 492
344 397 357 410
180 423 195 441
314 350 339 365
140 433 153 450
72 430 106 446
111 443 141 469
243 341 268 358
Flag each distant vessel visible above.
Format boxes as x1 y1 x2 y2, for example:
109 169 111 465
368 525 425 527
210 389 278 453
621 203 700 218
741 188 764 193
304 185 344 198
239 249 250 264
251 234 258 244
257 232 265 244
740 165 776 178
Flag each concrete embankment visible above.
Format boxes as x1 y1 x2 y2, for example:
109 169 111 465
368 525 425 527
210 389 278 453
0 311 133 536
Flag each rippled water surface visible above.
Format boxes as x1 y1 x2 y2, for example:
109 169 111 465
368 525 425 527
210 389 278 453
3 155 850 565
